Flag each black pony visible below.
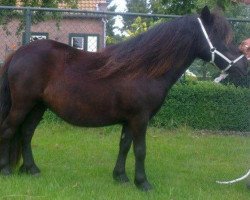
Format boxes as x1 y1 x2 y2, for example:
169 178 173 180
0 7 248 190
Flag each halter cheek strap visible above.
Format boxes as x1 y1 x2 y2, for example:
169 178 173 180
197 18 245 82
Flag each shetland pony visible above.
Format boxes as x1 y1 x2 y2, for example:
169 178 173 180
0 7 248 190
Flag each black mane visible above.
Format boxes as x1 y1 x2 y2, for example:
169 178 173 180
94 10 232 79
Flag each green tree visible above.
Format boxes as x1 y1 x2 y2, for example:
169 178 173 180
0 0 78 32
225 3 250 43
149 0 240 15
123 0 149 31
106 2 124 45
126 16 148 37
197 0 236 11
0 0 78 7
126 0 149 13
0 0 16 6
150 0 197 15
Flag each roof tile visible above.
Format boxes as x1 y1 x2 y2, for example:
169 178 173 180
59 0 108 10
16 0 108 10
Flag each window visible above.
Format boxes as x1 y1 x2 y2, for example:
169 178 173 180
30 33 48 42
71 37 84 50
87 36 98 52
22 32 48 44
69 34 99 52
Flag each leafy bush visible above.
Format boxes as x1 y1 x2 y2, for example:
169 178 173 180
151 82 250 131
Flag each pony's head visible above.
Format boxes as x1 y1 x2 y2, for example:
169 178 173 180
197 6 248 78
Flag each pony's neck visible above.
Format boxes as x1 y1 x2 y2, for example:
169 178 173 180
158 17 200 85
162 53 196 88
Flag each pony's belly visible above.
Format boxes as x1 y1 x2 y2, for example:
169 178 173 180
55 105 125 127
47 100 123 127
43 86 124 127
58 113 122 127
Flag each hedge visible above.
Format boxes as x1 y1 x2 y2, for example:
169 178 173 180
151 82 250 131
42 82 250 132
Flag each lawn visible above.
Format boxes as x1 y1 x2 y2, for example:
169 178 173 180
0 122 249 200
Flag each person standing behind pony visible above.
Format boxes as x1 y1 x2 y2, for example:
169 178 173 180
239 38 250 60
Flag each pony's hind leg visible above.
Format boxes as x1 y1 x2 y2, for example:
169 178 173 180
0 139 11 175
113 124 133 182
19 104 46 175
0 104 33 175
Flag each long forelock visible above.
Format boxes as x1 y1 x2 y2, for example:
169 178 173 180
211 10 233 44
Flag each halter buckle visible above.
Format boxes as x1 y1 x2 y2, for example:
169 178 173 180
210 47 216 53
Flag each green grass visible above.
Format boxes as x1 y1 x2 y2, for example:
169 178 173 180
0 122 249 199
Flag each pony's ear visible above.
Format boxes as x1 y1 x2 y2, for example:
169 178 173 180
200 6 212 25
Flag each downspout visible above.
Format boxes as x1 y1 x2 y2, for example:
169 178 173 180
102 18 107 48
97 2 107 49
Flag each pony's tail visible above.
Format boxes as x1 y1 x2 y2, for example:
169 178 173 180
0 53 22 168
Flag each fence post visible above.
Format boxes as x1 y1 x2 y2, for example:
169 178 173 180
24 7 31 45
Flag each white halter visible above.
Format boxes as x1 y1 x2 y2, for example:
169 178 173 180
197 18 245 83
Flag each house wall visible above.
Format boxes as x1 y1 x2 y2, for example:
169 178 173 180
0 17 104 62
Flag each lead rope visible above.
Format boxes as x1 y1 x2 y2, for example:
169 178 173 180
216 169 250 185
214 73 228 83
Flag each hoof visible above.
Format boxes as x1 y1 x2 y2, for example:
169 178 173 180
0 166 12 176
113 171 130 183
19 164 41 176
135 180 153 191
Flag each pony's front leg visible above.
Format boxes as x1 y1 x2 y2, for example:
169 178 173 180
131 116 152 191
113 124 133 182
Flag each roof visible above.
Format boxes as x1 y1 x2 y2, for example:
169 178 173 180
59 0 109 10
16 0 109 10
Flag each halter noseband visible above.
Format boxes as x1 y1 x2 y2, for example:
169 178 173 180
197 18 245 83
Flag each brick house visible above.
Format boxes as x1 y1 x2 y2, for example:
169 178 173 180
0 0 109 62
